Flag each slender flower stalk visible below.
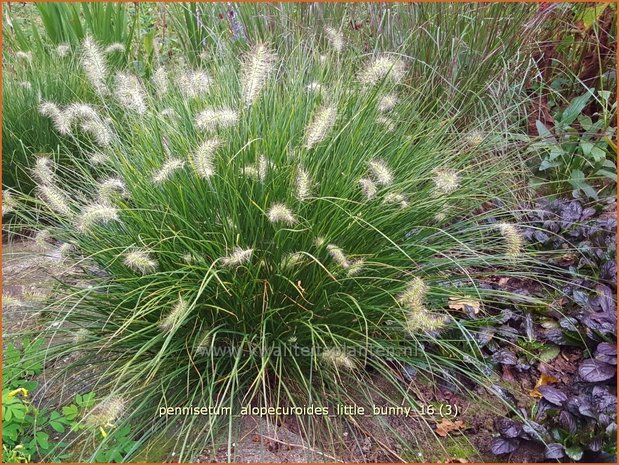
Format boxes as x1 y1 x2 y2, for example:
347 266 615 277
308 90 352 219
304 105 337 149
221 247 253 267
241 43 276 106
192 139 220 179
267 203 297 226
76 204 119 232
153 159 186 184
123 248 158 274
195 108 239 132
81 36 108 96
368 159 394 186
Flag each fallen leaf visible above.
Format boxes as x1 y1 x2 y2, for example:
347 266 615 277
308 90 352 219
448 297 481 314
435 419 465 437
530 373 558 399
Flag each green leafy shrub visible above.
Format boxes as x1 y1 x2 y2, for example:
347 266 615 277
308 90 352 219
5 26 564 461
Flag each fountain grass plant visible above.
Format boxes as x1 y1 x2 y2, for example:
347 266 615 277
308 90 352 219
4 31 562 462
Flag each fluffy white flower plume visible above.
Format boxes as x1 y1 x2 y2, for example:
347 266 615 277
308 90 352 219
2 190 18 217
359 55 406 87
267 203 297 226
56 44 71 57
85 397 125 428
496 223 523 259
81 36 108 96
160 297 190 332
241 155 271 182
80 119 113 147
34 229 50 251
398 277 427 311
196 108 239 132
327 244 349 268
15 51 32 62
33 156 55 185
378 93 398 113
347 259 364 277
296 167 312 201
89 151 110 166
192 139 220 179
321 347 355 370
18 81 32 90
38 184 72 217
432 168 460 195
39 101 71 135
76 204 119 232
304 105 337 149
104 43 125 54
324 27 345 53
177 70 211 98
384 192 409 208
153 159 185 184
359 178 377 200
241 43 276 106
306 81 322 93
160 108 176 118
152 67 169 97
368 159 394 186
123 248 158 274
221 246 253 267
97 177 127 203
377 116 396 132
114 72 147 114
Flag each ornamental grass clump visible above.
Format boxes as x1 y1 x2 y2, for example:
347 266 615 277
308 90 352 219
10 35 545 461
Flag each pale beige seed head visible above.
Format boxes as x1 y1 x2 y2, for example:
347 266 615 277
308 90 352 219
377 116 396 132
123 248 158 274
306 81 322 93
432 168 460 196
177 70 212 98
398 277 428 311
405 309 446 333
221 247 253 267
347 259 364 277
267 203 297 226
281 252 305 269
296 167 312 201
321 347 355 370
98 177 127 203
2 190 18 217
34 229 51 251
76 204 119 232
114 72 147 114
80 119 113 147
38 184 72 217
160 297 190 332
368 159 393 186
305 105 337 149
104 43 125 54
378 93 398 113
195 108 239 132
39 101 72 135
194 330 212 355
153 67 169 97
324 27 345 52
56 44 71 57
465 130 484 147
241 43 276 106
153 159 185 184
15 51 33 62
85 397 125 428
192 139 220 179
359 178 377 200
384 192 408 208
359 55 406 87
327 244 349 268
81 36 108 96
496 222 523 259
33 156 55 185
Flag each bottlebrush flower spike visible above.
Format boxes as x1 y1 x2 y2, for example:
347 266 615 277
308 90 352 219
15 51 33 62
358 55 406 87
196 108 239 132
76 204 119 232
123 248 158 274
2 190 18 217
34 229 50 251
80 119 113 147
324 27 345 52
160 297 190 332
56 44 70 57
296 167 312 201
267 203 297 226
378 93 398 113
152 67 169 97
192 139 220 179
398 277 427 311
33 157 55 185
241 43 276 106
104 43 125 54
81 36 108 96
368 159 393 186
432 168 460 196
321 347 355 370
85 397 125 428
153 159 186 184
114 72 147 114
347 259 364 277
496 223 523 259
405 310 446 333
359 178 378 200
97 177 127 203
38 102 72 135
221 247 253 267
327 244 349 268
304 105 337 149
38 184 72 217
177 70 212 98
194 330 212 355
384 192 409 208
